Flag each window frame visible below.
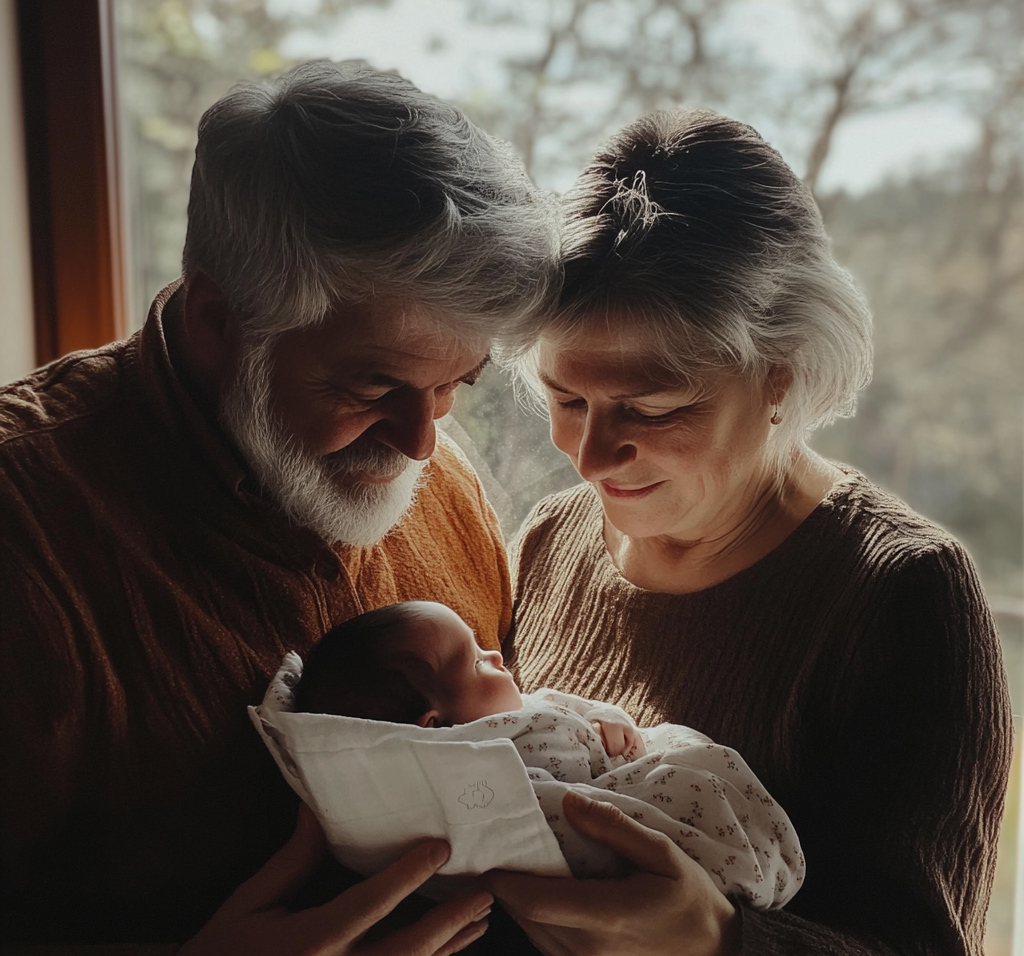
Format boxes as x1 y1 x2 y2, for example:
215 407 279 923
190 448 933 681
16 0 126 365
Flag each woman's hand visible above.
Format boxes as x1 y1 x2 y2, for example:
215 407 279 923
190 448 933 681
591 719 646 760
486 792 740 956
179 803 493 956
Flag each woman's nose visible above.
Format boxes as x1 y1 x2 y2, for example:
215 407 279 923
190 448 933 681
574 414 636 480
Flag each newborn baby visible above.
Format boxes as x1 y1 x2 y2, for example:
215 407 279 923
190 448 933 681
293 601 805 910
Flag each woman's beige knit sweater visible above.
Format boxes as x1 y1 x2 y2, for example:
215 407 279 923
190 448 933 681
506 474 1011 955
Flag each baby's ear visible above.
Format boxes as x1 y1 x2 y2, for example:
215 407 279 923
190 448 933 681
416 710 441 728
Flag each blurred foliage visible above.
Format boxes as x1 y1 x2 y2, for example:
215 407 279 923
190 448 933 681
115 0 1023 602
116 0 371 310
815 176 1023 597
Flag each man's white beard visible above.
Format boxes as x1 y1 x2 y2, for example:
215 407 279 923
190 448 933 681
219 338 426 546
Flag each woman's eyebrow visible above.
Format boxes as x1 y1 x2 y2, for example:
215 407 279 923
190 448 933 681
538 370 685 401
538 371 570 392
609 387 685 401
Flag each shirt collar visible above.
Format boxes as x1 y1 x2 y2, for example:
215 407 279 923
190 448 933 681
132 278 253 500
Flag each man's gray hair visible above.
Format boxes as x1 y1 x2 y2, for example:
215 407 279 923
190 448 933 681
513 108 873 469
183 60 559 338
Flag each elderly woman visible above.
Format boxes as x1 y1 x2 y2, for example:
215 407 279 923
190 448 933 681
491 110 1012 955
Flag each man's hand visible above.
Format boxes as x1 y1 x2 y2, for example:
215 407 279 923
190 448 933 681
486 792 740 956
180 804 492 956
591 719 646 760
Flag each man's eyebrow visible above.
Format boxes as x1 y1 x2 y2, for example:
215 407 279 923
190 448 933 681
365 372 411 388
363 354 491 390
459 354 491 385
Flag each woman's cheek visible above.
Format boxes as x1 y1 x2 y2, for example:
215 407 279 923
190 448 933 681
548 410 581 460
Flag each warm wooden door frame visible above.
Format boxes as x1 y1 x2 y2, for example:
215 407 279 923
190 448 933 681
16 0 126 366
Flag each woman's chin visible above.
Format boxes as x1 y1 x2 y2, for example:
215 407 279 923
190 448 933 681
601 501 676 542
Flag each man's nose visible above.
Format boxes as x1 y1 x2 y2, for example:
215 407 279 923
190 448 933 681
371 391 440 461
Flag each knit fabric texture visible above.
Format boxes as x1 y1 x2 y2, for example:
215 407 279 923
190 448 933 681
0 283 511 944
508 478 1012 955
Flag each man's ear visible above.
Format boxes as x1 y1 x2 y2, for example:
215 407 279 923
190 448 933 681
180 271 241 395
416 710 441 728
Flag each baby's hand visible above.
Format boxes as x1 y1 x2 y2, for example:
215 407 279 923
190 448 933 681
592 719 646 760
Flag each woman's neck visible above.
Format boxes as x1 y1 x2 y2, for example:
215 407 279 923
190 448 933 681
604 450 845 594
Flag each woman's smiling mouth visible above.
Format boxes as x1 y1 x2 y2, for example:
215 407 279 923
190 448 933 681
599 480 665 499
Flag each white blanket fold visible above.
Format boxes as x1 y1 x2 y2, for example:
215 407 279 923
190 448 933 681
251 652 805 910
248 651 572 886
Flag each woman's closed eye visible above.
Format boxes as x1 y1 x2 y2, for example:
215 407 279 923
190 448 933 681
554 396 693 423
627 403 689 422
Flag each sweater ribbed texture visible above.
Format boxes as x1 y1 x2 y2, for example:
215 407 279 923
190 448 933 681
0 284 511 944
507 479 1012 955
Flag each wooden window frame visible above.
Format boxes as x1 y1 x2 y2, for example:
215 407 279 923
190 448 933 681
16 0 126 366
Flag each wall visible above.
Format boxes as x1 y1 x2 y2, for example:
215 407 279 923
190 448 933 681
0 0 36 385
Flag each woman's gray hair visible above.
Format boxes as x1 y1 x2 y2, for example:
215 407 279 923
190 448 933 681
183 60 559 340
512 108 873 469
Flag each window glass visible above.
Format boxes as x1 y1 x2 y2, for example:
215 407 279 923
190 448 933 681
115 3 1023 946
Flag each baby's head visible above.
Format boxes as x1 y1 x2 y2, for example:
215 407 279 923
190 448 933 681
293 601 523 726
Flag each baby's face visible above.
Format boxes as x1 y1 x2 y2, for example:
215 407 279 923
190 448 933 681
395 603 523 726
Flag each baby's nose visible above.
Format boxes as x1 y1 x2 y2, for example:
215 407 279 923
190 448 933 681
483 650 506 669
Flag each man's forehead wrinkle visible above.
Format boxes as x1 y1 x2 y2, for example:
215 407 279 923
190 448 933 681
387 299 446 338
385 299 491 353
301 298 488 392
324 296 490 359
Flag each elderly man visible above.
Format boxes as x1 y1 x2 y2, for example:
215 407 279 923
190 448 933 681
0 61 556 953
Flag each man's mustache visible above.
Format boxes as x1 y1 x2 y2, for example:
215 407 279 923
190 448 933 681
322 438 409 479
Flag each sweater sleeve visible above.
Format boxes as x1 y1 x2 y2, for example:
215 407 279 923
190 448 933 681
0 539 88 943
740 540 1012 955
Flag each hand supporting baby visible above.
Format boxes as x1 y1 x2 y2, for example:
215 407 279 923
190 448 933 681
180 804 492 956
592 718 646 760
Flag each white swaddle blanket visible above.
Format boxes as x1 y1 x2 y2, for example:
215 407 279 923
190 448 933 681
249 651 571 892
251 652 804 909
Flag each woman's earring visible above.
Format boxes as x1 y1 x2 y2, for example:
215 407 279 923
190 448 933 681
770 404 781 426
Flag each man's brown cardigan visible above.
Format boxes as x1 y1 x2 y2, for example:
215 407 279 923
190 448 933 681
0 284 511 945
